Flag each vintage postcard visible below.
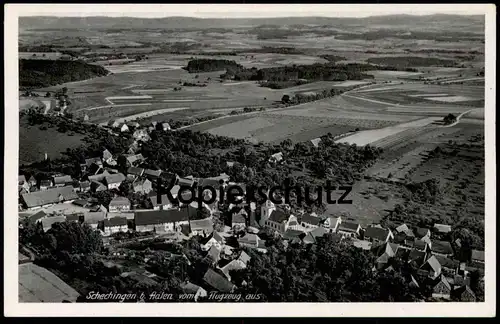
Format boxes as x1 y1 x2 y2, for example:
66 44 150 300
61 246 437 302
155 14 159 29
4 3 496 317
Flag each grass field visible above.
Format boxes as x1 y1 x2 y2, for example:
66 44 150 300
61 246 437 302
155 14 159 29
19 116 84 165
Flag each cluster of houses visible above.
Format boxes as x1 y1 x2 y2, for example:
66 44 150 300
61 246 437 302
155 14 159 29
18 146 484 301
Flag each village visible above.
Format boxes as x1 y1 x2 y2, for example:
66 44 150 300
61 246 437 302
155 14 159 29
18 117 484 303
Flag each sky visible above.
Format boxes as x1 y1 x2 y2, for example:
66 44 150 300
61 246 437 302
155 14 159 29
12 4 490 18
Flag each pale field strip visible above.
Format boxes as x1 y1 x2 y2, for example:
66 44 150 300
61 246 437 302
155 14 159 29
106 95 153 100
426 95 478 102
441 77 486 84
408 93 451 97
86 103 152 111
162 99 196 102
370 126 435 149
335 117 441 146
267 108 420 122
108 107 190 124
464 108 485 119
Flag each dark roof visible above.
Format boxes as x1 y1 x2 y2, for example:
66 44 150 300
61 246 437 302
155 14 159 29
232 213 246 224
66 213 84 222
28 210 47 223
338 221 360 232
206 245 221 262
134 207 196 226
433 275 451 292
431 240 454 255
283 229 305 240
40 179 52 186
84 212 106 224
109 197 130 206
301 213 321 226
53 175 72 185
471 249 485 262
198 178 222 190
22 186 78 208
268 209 290 223
190 218 213 232
434 255 459 270
415 227 430 238
203 268 235 293
150 194 172 207
364 226 391 241
85 157 102 167
144 169 162 178
103 217 127 227
127 167 144 176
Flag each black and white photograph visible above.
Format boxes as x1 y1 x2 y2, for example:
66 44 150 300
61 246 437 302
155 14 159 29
4 3 495 317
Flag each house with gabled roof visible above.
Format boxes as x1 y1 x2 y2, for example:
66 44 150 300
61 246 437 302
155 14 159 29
219 259 246 282
269 152 283 164
303 227 327 245
39 179 52 191
144 169 162 180
162 122 171 131
205 245 221 265
83 211 106 230
132 129 151 142
471 249 484 264
415 227 431 239
395 223 415 238
90 181 107 193
310 138 321 148
52 175 73 187
431 274 452 300
337 221 362 238
134 207 194 233
433 223 452 234
126 154 145 167
41 215 67 232
200 231 224 251
105 173 126 190
25 210 48 225
127 167 145 180
430 240 454 257
21 186 78 210
179 281 207 301
452 285 476 302
149 193 172 210
189 218 213 237
120 124 129 133
231 209 247 232
108 197 130 213
237 233 261 249
202 268 235 293
420 255 442 279
300 213 321 231
264 209 294 234
134 178 153 194
364 226 394 244
323 216 341 233
102 149 113 163
103 217 128 236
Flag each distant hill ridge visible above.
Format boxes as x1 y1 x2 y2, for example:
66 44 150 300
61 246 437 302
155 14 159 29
19 14 485 31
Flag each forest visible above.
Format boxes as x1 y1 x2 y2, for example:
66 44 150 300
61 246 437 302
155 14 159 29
19 59 109 89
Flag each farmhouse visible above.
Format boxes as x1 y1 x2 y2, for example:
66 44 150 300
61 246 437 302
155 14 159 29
323 216 341 232
337 221 362 238
27 176 37 188
102 149 114 163
264 209 294 234
300 213 321 230
416 227 431 239
25 210 47 224
433 223 452 234
395 223 415 238
431 275 452 300
144 169 162 179
200 231 224 251
105 173 126 190
269 152 283 163
39 180 52 191
127 167 145 179
179 281 207 301
134 208 192 233
189 218 214 237
471 250 485 264
108 120 120 128
237 233 261 248
120 124 130 133
219 259 246 281
108 197 131 213
162 122 171 131
430 240 454 257
41 215 67 232
21 186 78 210
103 217 128 236
83 211 106 230
90 181 107 192
232 213 247 232
364 226 394 244
202 268 235 293
452 285 476 302
134 178 153 194
132 129 151 142
420 255 442 279
149 193 172 210
126 154 145 166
